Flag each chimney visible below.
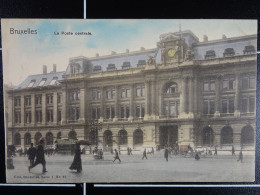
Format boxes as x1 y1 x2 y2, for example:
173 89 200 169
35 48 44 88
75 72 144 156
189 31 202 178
140 47 145 51
53 64 57 73
222 34 227 39
43 65 47 74
126 49 129 53
203 35 208 42
111 51 116 55
96 53 99 57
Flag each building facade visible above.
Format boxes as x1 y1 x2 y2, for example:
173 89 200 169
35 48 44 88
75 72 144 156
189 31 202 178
6 30 257 151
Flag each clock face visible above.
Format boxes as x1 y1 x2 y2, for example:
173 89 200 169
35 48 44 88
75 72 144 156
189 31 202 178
168 48 176 58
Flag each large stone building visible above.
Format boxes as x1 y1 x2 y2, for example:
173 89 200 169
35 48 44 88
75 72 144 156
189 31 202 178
6 30 257 151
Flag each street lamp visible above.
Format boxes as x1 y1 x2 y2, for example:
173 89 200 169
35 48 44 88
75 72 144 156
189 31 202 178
87 120 103 147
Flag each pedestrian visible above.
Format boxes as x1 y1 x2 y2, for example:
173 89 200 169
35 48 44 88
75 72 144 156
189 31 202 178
151 147 154 155
195 151 200 160
28 143 37 167
113 149 121 163
232 145 235 156
69 142 82 173
142 148 147 160
164 148 169 162
127 147 130 155
214 146 217 155
29 139 47 173
237 150 243 163
129 148 132 155
99 149 104 160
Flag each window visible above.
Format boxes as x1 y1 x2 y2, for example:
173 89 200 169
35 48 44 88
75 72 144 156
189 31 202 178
203 79 215 91
223 48 235 57
163 101 180 117
27 80 36 88
205 50 216 59
122 62 131 69
222 99 234 114
106 88 115 99
58 94 62 104
46 94 53 104
58 110 62 122
47 110 53 122
38 79 46 87
69 89 80 101
14 97 21 107
242 75 256 89
203 100 215 115
241 96 255 113
92 89 101 100
222 75 235 90
25 111 31 123
92 107 100 120
243 45 255 54
49 77 58 85
93 65 102 72
165 83 178 94
121 87 130 98
35 110 42 123
120 105 130 118
35 95 42 105
136 85 145 97
71 63 80 74
25 96 31 106
107 64 116 71
137 60 146 67
15 111 21 124
106 106 115 119
69 107 80 121
136 104 145 118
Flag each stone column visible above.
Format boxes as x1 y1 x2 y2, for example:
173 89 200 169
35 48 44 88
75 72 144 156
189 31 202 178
214 76 221 117
234 74 240 117
113 86 119 121
21 95 25 126
180 77 187 113
61 88 67 124
99 87 104 122
42 93 46 125
53 92 58 124
31 94 35 125
144 81 150 119
151 80 156 117
193 76 198 114
79 88 86 122
188 77 194 115
8 95 13 127
128 84 134 121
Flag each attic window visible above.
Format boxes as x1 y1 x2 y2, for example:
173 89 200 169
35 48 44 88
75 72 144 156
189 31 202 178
38 78 47 87
27 80 36 88
243 45 255 54
122 62 131 69
107 64 116 71
50 77 58 85
223 48 235 57
137 60 146 67
93 65 102 72
71 63 80 74
205 50 216 59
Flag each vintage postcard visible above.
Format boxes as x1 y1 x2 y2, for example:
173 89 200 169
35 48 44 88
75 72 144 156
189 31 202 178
1 19 257 183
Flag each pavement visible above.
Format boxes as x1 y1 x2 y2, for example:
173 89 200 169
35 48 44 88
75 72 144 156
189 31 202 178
6 151 255 183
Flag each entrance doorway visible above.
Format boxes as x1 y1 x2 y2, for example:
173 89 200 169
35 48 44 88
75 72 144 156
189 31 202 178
159 125 178 147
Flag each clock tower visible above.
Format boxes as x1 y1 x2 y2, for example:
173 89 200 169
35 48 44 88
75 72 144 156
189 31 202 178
160 33 187 65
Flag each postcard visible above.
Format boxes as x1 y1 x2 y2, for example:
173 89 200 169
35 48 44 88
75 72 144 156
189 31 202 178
1 19 257 183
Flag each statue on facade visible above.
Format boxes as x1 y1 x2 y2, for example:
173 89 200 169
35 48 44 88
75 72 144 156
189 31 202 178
147 56 156 65
185 49 195 61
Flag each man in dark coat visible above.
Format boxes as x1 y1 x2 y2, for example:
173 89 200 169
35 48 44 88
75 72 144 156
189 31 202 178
195 151 200 160
237 150 243 163
232 145 235 156
113 149 121 163
28 143 37 167
214 146 217 155
129 148 132 155
29 140 47 173
142 148 147 160
164 148 169 161
69 142 82 173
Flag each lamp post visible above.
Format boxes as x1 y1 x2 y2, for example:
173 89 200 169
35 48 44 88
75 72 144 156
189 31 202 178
87 120 103 147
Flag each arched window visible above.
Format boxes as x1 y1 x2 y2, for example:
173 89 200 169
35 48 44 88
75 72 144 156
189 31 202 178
202 127 214 145
24 133 31 146
14 133 21 146
165 82 178 94
68 131 77 140
103 130 113 147
118 129 128 145
35 132 42 146
133 129 143 146
57 132 62 139
46 132 54 145
241 125 254 145
221 126 233 145
89 130 96 145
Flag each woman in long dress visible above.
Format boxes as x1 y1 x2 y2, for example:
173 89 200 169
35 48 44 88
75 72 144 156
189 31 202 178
69 142 82 173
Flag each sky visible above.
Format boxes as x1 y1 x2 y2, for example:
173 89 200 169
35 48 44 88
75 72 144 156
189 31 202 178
1 19 257 86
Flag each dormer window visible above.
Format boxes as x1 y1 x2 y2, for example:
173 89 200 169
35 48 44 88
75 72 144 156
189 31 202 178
71 63 80 74
27 80 36 88
122 62 131 69
243 45 255 54
38 78 47 87
49 77 58 85
93 65 102 72
107 64 116 71
137 60 146 67
205 50 216 59
165 83 178 94
223 48 235 57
